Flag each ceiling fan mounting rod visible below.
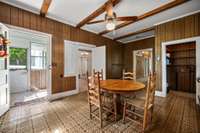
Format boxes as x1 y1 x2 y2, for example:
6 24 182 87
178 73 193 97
105 12 117 21
106 1 114 17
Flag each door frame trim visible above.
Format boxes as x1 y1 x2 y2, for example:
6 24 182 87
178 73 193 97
161 36 200 104
6 24 52 100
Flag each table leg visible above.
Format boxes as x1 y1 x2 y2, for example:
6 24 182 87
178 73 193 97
113 93 122 121
113 93 117 122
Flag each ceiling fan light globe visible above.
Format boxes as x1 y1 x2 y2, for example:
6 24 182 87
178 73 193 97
106 22 115 31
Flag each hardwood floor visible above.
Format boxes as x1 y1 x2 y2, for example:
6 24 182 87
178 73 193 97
0 91 199 133
10 89 47 107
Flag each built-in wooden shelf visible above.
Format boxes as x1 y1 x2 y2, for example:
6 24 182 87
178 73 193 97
166 42 196 93
167 48 195 53
167 64 196 67
170 56 195 59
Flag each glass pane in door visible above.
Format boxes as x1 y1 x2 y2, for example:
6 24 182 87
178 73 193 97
9 47 27 69
9 47 28 93
30 43 47 90
134 50 152 82
31 49 46 69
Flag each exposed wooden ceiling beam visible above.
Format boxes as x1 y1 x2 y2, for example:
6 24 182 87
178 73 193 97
40 0 52 17
114 27 155 41
99 0 190 35
76 0 121 28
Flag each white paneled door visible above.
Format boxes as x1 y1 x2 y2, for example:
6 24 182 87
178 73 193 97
92 46 106 79
0 24 9 116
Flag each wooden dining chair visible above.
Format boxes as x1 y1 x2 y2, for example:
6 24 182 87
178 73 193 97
122 69 136 81
93 69 118 121
93 69 103 80
87 72 116 128
122 73 156 132
122 69 137 99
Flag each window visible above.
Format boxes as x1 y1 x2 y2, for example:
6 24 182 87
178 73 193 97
31 49 46 69
9 47 27 69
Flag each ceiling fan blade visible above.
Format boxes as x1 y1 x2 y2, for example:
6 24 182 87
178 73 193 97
116 16 138 21
87 20 105 25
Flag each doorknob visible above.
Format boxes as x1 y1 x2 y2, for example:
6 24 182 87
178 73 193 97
197 78 200 83
48 65 52 70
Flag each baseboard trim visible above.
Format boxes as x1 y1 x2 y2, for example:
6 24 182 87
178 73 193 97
48 89 79 101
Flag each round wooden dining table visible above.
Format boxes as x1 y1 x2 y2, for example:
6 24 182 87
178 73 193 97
100 79 145 94
100 79 145 120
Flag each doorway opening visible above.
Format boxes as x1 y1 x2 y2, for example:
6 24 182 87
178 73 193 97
133 48 153 83
9 28 51 107
166 42 196 94
161 37 200 104
78 49 92 92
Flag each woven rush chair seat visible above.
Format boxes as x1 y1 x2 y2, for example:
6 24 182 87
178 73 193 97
125 98 145 109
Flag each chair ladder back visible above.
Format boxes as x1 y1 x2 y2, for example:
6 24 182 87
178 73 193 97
122 69 136 81
143 72 156 130
93 69 103 80
87 72 101 107
144 73 156 109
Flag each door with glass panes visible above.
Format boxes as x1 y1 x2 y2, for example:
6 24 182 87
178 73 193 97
0 23 9 116
30 43 47 90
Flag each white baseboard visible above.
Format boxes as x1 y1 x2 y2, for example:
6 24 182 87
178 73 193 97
48 89 79 101
0 104 9 117
155 91 166 97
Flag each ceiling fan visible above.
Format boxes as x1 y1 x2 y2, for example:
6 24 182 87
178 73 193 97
86 0 138 31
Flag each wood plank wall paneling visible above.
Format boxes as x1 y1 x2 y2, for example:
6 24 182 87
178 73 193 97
123 37 155 72
155 13 200 91
106 42 124 79
0 2 123 94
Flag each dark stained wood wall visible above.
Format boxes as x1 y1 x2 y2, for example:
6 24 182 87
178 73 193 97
107 43 124 79
0 2 123 94
155 13 200 91
123 37 155 72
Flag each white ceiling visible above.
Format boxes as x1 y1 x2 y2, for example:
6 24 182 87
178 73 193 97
118 30 155 44
1 0 200 43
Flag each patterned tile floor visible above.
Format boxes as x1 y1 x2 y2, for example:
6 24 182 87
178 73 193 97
0 91 199 133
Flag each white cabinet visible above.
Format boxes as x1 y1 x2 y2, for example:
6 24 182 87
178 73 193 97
64 41 78 76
